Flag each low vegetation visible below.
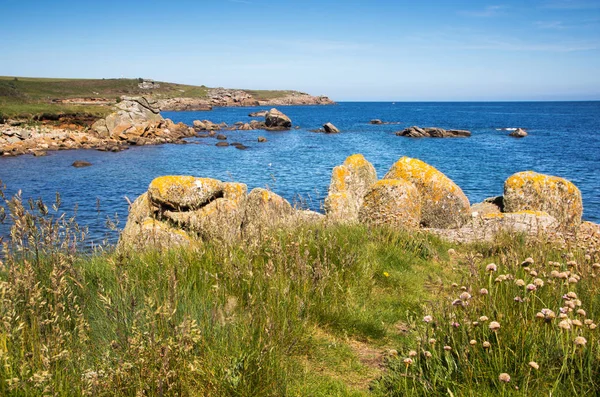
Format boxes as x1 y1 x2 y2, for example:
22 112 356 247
0 187 597 396
0 76 302 120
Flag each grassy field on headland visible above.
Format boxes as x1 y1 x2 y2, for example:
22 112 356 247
0 76 299 119
0 191 598 396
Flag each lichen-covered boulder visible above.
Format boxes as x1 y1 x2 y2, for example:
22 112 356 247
358 179 421 229
163 182 248 241
148 176 223 210
324 154 378 223
384 157 470 228
118 193 192 250
264 108 292 129
503 171 583 230
242 188 295 237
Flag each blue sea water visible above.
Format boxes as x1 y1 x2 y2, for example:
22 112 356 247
0 101 599 244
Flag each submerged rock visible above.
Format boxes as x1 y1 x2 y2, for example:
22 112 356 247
503 171 582 230
72 160 92 168
384 157 471 228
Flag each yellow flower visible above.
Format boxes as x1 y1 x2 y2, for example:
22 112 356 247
383 271 389 277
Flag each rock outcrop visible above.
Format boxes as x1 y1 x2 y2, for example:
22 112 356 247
323 122 340 133
503 171 583 230
324 154 378 223
358 179 421 229
396 126 471 138
384 157 471 228
509 128 528 138
156 98 213 111
119 176 323 250
265 108 292 130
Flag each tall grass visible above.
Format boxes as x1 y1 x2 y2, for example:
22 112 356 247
1 186 598 396
0 188 450 396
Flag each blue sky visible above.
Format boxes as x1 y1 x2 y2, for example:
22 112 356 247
0 0 599 100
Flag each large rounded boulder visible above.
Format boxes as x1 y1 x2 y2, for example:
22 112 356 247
264 108 292 129
242 188 295 237
503 171 583 230
324 154 378 223
358 179 421 229
383 157 470 228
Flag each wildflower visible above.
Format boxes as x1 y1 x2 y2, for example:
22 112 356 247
526 284 537 292
529 361 539 370
486 263 497 272
489 321 501 331
424 351 432 358
584 319 593 325
568 277 578 284
558 272 569 279
584 254 591 261
499 373 511 383
566 260 577 267
522 257 534 266
409 350 417 357
383 271 389 277
452 299 464 306
590 324 597 330
574 299 582 307
459 292 472 301
592 263 600 269
537 309 556 322
558 320 571 330
461 286 467 291
574 336 587 346
403 358 413 365
388 349 398 357
429 338 436 345
448 248 456 256
572 319 583 327
530 270 538 277
483 341 491 349
533 278 544 287
451 283 458 288
469 339 477 346
472 321 480 326
479 288 489 295
479 316 489 322
443 346 452 351
559 313 569 319
550 270 560 278
515 279 526 287
576 309 586 317
514 296 524 302
423 315 433 323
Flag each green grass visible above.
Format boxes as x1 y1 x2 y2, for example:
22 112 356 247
0 193 597 396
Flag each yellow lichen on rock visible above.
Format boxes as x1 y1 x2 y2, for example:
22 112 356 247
119 215 192 251
359 179 421 229
503 171 582 230
324 154 378 223
148 176 223 209
384 157 470 229
242 188 295 237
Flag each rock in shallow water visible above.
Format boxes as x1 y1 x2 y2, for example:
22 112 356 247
72 160 92 167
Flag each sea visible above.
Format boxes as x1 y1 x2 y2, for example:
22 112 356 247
1 101 599 245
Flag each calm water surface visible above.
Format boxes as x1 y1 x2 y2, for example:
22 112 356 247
1 102 599 244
